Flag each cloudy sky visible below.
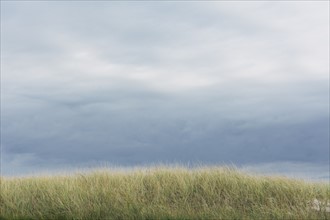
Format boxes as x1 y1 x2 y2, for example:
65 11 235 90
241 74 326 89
1 1 329 179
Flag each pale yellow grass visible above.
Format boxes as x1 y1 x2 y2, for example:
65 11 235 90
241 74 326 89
0 166 329 220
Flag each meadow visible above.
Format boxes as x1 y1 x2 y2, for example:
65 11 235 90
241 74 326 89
0 166 329 220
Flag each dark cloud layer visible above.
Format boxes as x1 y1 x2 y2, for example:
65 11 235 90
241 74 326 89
1 1 329 177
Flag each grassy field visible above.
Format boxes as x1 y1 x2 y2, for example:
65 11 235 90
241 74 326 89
0 166 329 220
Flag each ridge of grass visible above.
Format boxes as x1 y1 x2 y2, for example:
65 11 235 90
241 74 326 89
1 166 329 220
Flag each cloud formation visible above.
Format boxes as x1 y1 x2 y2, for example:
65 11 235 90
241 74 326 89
1 1 329 177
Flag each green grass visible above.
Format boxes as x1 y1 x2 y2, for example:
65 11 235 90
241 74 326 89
1 166 329 220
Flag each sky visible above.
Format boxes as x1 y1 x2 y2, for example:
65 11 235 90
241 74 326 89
1 1 329 179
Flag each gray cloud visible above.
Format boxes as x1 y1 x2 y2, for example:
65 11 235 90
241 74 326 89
1 1 329 177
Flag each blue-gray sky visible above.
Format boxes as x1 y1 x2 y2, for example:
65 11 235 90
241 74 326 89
1 1 329 178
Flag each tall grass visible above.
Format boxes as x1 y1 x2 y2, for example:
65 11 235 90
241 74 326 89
1 166 329 220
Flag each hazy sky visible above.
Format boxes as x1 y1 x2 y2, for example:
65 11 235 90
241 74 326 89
1 1 329 178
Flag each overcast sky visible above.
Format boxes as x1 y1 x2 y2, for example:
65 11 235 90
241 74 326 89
1 1 329 179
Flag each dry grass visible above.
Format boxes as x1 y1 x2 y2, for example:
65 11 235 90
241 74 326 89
0 166 329 219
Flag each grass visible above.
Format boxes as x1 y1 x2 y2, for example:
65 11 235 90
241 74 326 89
0 166 329 220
